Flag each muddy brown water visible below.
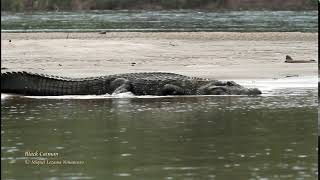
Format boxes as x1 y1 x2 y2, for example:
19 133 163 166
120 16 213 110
1 86 317 180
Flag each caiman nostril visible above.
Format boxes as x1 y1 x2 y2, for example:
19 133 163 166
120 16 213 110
249 88 262 95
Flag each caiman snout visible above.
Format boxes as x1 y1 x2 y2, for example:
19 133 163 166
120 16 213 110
247 88 262 95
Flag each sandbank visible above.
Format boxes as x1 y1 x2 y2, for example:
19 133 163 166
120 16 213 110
1 32 318 80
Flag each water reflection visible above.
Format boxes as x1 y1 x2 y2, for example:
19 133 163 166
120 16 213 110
1 89 317 179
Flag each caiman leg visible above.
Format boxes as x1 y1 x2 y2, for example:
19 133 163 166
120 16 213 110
110 78 132 94
161 84 185 95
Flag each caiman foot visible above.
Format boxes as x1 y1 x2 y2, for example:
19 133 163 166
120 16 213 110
111 78 132 95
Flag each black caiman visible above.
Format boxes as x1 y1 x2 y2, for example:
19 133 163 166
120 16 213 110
1 71 262 96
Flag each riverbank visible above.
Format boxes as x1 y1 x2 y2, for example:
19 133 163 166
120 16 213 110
1 32 318 80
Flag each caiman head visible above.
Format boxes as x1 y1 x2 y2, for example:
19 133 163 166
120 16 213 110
197 81 262 95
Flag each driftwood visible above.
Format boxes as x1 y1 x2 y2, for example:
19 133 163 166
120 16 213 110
284 55 316 63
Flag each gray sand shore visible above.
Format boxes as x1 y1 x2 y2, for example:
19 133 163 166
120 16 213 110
1 32 318 80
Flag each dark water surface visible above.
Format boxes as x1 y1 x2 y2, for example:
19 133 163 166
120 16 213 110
1 88 318 180
1 10 318 32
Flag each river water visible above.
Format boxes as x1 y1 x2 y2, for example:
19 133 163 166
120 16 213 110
1 77 318 180
1 10 318 32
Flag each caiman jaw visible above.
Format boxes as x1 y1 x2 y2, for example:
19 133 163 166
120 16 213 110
247 88 262 95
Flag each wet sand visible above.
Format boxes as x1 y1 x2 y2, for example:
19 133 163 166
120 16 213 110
1 32 318 80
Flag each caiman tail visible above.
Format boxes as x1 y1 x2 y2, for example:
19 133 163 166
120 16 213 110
1 71 106 96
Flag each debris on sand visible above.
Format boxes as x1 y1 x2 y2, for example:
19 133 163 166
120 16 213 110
284 55 316 63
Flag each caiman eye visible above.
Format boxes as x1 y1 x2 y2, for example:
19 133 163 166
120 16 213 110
227 81 236 86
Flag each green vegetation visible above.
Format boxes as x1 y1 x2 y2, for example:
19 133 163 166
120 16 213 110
1 0 318 11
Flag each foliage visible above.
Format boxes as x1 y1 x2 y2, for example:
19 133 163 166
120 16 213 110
1 0 318 11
